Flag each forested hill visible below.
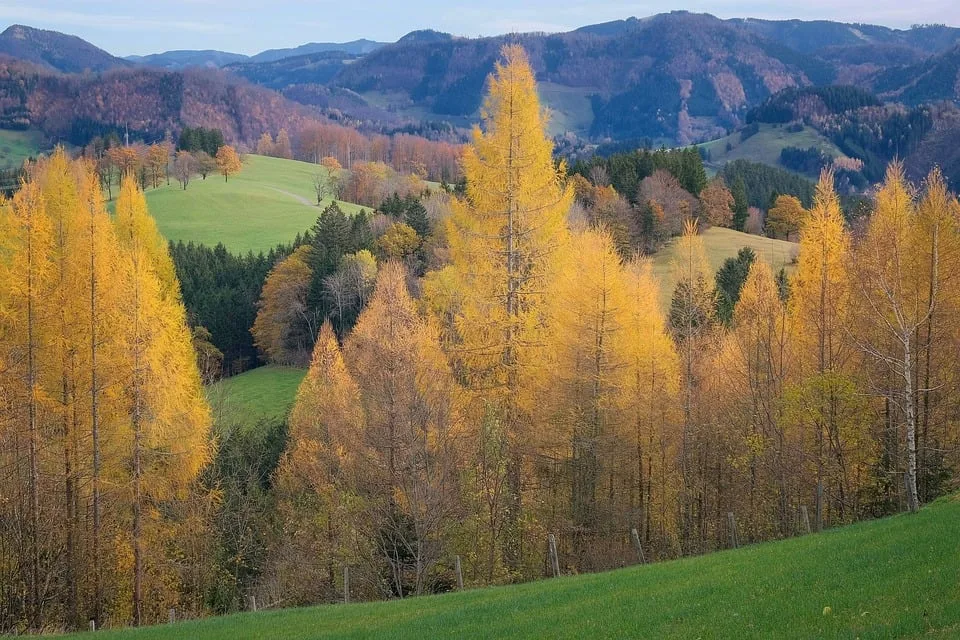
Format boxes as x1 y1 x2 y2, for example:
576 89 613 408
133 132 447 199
0 24 129 73
327 12 960 144
4 13 960 148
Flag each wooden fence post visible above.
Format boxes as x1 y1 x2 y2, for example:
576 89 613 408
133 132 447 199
548 534 560 578
89 620 96 632
247 595 257 612
455 555 464 590
800 505 811 534
168 608 176 624
343 566 350 604
727 512 739 549
630 528 646 564
816 481 824 532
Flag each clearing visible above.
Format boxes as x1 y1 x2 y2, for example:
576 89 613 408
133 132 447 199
143 154 367 253
698 123 846 175
207 365 306 426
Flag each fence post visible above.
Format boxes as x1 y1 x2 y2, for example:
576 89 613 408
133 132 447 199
168 608 176 624
343 566 350 604
727 512 739 549
455 555 464 590
816 481 824 532
800 505 811 534
548 533 560 578
89 620 96 632
630 528 646 564
247 595 257 612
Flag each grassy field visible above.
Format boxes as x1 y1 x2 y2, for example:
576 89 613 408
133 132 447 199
143 155 367 253
698 123 846 174
207 365 306 426
651 227 798 307
0 129 49 168
68 494 960 638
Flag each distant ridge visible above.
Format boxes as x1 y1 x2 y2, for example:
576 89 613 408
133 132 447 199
0 24 129 73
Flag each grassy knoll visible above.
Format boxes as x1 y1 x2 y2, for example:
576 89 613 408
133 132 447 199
207 365 306 426
143 154 367 253
651 227 798 307
69 493 960 638
699 123 846 174
0 128 49 168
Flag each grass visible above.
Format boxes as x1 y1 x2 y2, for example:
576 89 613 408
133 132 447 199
698 123 846 175
0 129 48 168
651 227 799 307
142 155 367 253
538 83 595 137
207 365 306 426
68 494 960 638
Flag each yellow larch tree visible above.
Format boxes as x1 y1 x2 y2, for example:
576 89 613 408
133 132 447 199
272 320 365 604
344 262 464 596
619 258 681 558
787 169 862 528
667 219 718 553
540 228 630 568
720 259 797 537
425 44 573 579
851 165 960 512
114 174 212 625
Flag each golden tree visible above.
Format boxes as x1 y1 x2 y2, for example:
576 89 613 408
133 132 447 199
216 145 243 182
344 262 463 596
425 44 573 578
788 169 861 528
272 320 366 603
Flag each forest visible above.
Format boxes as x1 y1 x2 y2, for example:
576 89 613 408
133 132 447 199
1 43 959 635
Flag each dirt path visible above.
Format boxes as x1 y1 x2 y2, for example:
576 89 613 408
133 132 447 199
266 185 315 207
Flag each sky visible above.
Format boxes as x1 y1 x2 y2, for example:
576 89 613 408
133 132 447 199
1 0 958 57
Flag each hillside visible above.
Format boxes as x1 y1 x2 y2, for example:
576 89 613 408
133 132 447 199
698 122 845 174
333 12 835 144
0 24 129 73
143 154 367 253
870 45 960 105
0 128 47 168
250 39 385 63
127 50 249 70
0 58 321 147
67 494 960 638
651 228 798 306
208 365 305 426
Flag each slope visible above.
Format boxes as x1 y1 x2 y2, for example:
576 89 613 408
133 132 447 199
143 154 367 253
67 493 960 638
651 227 798 306
207 365 306 426
0 24 129 73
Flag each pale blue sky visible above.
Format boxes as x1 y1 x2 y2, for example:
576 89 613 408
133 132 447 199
2 0 958 56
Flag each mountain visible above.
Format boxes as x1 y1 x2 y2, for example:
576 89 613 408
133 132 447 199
225 51 360 89
870 45 960 105
332 12 838 143
0 57 323 147
127 49 249 69
249 39 385 63
732 19 960 54
0 24 129 73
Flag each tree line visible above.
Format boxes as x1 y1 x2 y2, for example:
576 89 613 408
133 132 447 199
0 152 210 631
